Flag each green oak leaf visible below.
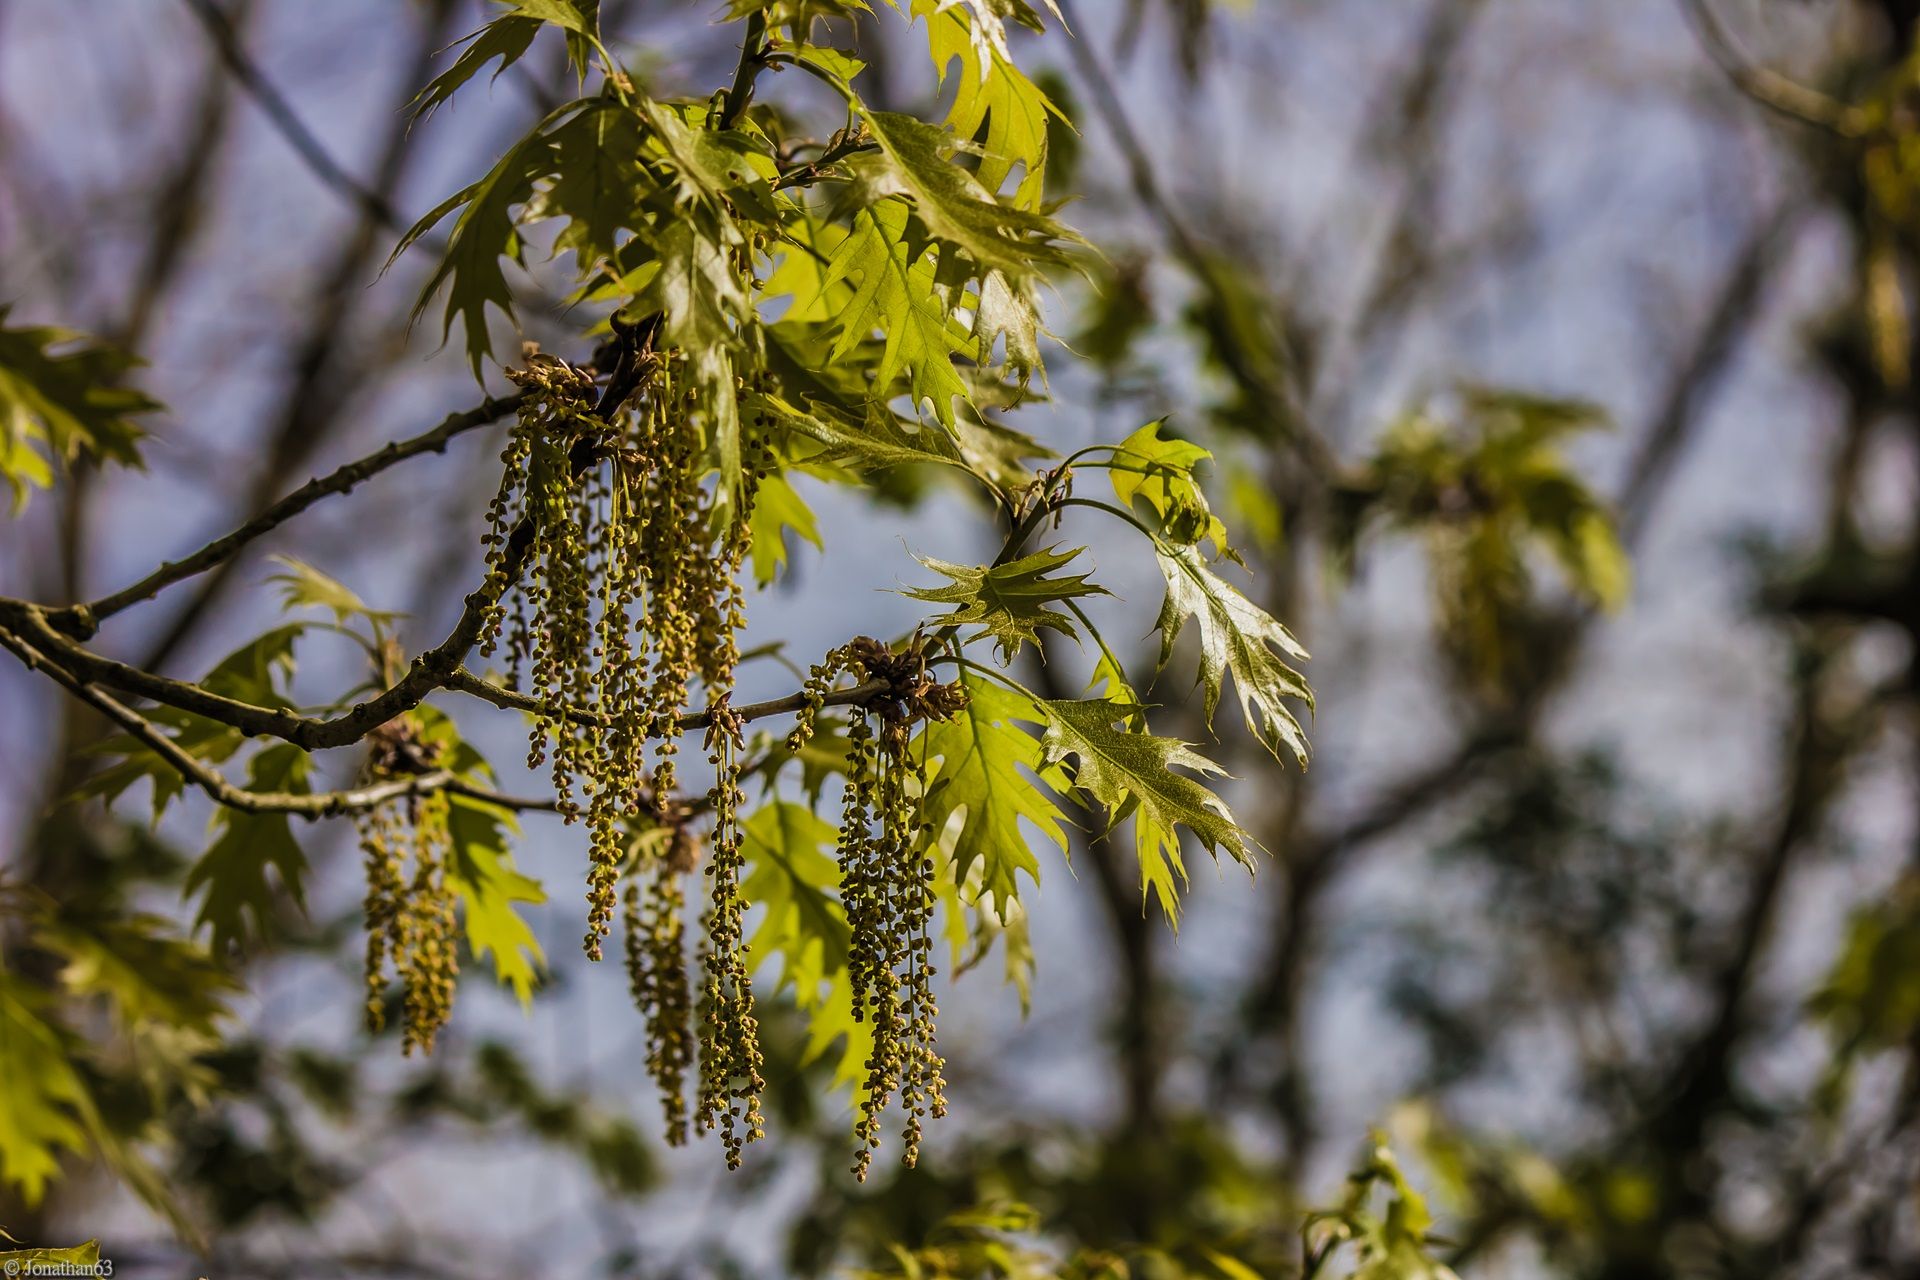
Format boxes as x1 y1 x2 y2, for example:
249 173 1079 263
391 100 580 374
0 973 95 1205
1153 540 1312 766
905 545 1109 661
925 6 1063 208
634 213 748 509
747 472 822 586
1037 697 1251 926
76 623 306 820
267 555 401 635
741 800 850 1004
533 100 655 272
917 674 1068 918
39 911 237 1033
446 794 547 1006
1109 418 1230 554
824 200 975 426
0 310 158 513
0 1241 101 1268
858 108 1076 283
185 744 312 956
410 16 541 120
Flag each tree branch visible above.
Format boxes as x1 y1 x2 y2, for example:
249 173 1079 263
1676 0 1868 137
179 0 409 230
47 394 526 638
0 623 554 817
445 668 895 732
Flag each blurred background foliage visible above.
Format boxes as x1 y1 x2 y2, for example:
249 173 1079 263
5 0 1920 1276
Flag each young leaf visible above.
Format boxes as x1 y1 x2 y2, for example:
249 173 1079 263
0 974 94 1205
185 744 313 955
505 0 597 35
76 624 306 820
924 6 1063 208
267 556 401 633
393 104 578 374
754 330 1054 494
747 472 822 587
445 794 547 1006
1037 698 1252 925
895 0 1054 82
535 100 655 271
1109 418 1229 553
0 310 158 513
917 674 1068 919
741 800 850 1005
858 109 1075 282
824 200 974 425
410 16 541 120
905 545 1109 661
39 911 237 1033
1153 540 1311 767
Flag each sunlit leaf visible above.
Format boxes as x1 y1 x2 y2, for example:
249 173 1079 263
1153 540 1311 766
905 545 1108 661
0 310 158 513
1038 697 1250 925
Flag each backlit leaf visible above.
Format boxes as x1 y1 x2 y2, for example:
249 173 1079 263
1153 540 1312 766
1037 697 1251 925
905 545 1108 661
0 974 94 1205
918 674 1068 918
0 310 158 513
446 794 547 1006
185 744 312 955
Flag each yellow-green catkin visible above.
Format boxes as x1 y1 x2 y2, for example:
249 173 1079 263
624 839 695 1145
488 345 768 1155
357 802 406 1033
824 637 964 1179
695 712 767 1168
355 787 459 1056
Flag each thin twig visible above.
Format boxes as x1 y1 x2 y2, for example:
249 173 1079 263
50 394 526 637
134 0 467 672
446 668 894 731
1677 0 1868 137
179 0 408 229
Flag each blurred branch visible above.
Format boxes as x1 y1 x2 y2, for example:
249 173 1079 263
1053 0 1341 480
179 0 406 230
142 0 466 671
1618 199 1804 546
1677 0 1869 137
1224 190 1803 1149
1030 644 1166 1151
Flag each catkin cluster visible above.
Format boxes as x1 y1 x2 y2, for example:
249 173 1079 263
794 637 967 1179
448 348 972 1177
356 722 459 1056
477 347 770 1157
483 350 753 941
